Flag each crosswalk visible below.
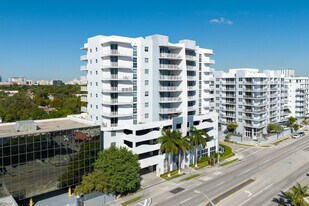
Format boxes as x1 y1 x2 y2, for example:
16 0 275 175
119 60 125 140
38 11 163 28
272 138 296 149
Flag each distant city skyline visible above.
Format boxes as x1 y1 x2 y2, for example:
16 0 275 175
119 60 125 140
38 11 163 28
1 0 309 81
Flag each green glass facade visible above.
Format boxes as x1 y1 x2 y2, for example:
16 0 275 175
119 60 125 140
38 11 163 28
0 126 101 200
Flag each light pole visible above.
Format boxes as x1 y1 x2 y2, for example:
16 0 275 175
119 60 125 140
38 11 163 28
194 190 216 206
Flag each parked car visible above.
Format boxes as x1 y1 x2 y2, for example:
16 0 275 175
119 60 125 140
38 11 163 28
298 131 305 137
293 134 301 139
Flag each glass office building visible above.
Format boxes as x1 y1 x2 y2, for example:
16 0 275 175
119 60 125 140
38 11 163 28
0 118 101 201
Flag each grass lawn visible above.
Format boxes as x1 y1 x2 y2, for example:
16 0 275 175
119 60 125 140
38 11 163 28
180 174 201 181
160 169 185 180
220 158 239 166
121 196 142 206
272 137 289 146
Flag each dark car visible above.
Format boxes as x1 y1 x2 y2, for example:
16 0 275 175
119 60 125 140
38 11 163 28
298 131 305 137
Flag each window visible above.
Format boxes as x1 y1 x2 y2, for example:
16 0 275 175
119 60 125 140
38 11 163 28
239 92 242 95
111 142 116 147
239 78 242 81
90 71 92 75
96 105 98 109
90 104 92 108
96 116 98 120
90 82 92 86
145 46 149 52
145 102 149 107
90 93 92 97
90 49 92 53
96 93 98 98
111 131 116 137
90 60 92 64
238 118 242 122
96 82 98 86
96 71 98 75
239 84 242 88
238 112 242 115
238 105 242 109
145 91 149 96
95 59 98 63
239 98 242 101
145 58 149 63
95 47 98 52
145 113 149 119
145 69 149 74
145 80 149 85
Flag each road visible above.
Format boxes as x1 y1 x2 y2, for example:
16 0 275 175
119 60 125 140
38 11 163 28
133 136 309 206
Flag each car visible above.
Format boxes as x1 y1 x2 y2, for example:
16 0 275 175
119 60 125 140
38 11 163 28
298 131 305 137
293 134 301 139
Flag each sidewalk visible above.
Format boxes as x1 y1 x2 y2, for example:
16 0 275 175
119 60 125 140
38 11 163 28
108 157 239 206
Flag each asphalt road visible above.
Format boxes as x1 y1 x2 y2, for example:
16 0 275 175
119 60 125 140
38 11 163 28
134 136 309 206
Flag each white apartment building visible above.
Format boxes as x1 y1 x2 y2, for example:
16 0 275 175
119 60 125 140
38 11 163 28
80 34 218 175
214 68 289 140
280 69 309 118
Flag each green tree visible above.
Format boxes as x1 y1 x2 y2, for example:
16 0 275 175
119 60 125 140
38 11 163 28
288 116 297 127
285 182 309 206
176 134 190 174
156 128 180 177
267 123 278 133
74 171 109 195
293 124 300 132
227 122 238 133
189 126 208 168
93 146 140 195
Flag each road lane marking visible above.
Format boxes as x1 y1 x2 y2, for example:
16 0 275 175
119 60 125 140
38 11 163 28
238 184 273 206
165 196 173 200
241 147 254 153
213 171 223 176
180 197 192 204
244 148 264 158
240 169 250 175
201 176 213 181
216 181 226 186
263 159 271 163
244 190 252 197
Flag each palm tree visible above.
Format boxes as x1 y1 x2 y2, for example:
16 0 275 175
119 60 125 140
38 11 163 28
156 128 179 177
189 126 209 168
176 135 190 173
285 182 309 205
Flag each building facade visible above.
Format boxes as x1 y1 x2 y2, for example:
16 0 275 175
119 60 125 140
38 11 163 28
280 69 309 118
0 117 101 201
214 69 289 140
80 34 218 175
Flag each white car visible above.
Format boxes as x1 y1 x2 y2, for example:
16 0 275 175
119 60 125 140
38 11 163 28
293 134 300 139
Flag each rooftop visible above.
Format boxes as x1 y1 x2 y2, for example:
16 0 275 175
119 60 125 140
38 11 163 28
0 117 98 138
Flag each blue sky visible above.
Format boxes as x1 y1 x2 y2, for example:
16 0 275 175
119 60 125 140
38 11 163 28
0 0 309 81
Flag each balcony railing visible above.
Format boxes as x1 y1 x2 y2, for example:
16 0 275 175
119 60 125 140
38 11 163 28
186 65 196 70
187 86 196 90
159 64 181 70
102 87 133 93
159 86 181 91
81 106 87 113
103 74 132 80
80 55 87 61
185 55 195 60
159 97 182 102
159 108 181 113
159 75 182 80
102 99 133 105
81 86 87 92
102 49 131 57
160 53 181 59
80 65 87 71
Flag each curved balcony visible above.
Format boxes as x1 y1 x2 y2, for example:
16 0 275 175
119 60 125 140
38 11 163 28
159 97 182 103
159 53 182 59
159 108 182 114
159 86 182 92
186 65 196 71
102 111 132 117
159 75 182 81
102 49 132 57
80 55 87 61
102 99 133 105
102 62 132 69
159 64 182 71
102 74 132 81
102 87 133 93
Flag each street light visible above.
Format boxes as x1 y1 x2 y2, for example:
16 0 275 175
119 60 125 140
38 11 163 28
194 190 216 206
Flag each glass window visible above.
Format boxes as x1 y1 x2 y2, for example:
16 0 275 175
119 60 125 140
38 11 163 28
145 46 149 52
145 91 149 96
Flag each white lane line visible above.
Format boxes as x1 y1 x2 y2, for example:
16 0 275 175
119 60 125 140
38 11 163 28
213 171 223 176
201 176 213 181
240 169 250 175
180 197 192 204
165 196 173 200
241 147 254 153
244 148 264 158
216 181 226 186
238 184 273 206
263 159 271 163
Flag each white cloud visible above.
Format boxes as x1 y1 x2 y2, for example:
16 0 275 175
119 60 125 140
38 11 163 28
209 18 233 25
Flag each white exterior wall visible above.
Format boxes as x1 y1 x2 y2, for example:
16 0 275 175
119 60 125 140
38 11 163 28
214 68 289 140
81 34 218 175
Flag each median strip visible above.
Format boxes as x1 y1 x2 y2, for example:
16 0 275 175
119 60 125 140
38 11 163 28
205 179 255 206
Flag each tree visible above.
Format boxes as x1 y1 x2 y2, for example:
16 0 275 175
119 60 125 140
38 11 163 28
285 182 309 206
93 146 140 195
293 124 300 132
189 126 208 168
157 128 180 177
176 135 190 173
74 171 109 195
227 122 238 133
288 116 297 127
267 123 278 133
